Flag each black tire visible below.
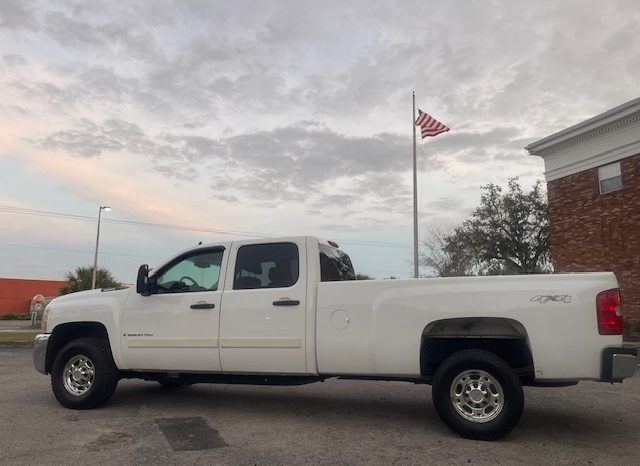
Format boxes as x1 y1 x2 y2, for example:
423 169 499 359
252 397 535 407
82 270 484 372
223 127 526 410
50 337 119 409
432 349 524 440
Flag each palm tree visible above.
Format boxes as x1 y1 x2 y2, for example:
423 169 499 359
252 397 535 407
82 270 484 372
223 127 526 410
59 266 123 294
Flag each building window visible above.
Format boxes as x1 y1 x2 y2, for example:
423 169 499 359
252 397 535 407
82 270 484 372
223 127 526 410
598 162 623 194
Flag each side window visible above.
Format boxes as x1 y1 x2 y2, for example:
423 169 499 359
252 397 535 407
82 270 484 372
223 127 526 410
234 243 299 290
319 245 356 281
154 250 223 294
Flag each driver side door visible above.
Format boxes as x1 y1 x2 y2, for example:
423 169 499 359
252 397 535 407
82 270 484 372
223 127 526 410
121 247 227 372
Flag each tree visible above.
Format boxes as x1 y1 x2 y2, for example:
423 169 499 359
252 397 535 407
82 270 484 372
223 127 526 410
355 273 374 280
420 226 477 277
59 266 123 294
421 178 551 277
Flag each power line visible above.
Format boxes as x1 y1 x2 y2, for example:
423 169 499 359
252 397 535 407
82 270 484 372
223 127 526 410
0 205 95 221
0 204 266 237
337 239 410 249
0 204 412 249
0 242 164 260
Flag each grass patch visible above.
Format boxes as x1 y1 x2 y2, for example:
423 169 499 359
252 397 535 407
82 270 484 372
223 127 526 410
0 330 39 345
0 313 31 320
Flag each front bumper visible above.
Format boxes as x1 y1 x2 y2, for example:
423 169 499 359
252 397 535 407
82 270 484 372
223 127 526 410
33 333 50 375
601 347 637 382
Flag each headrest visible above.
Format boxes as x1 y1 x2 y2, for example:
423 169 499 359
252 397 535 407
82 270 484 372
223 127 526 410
238 261 262 274
269 267 290 282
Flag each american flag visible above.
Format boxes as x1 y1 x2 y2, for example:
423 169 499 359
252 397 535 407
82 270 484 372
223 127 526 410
415 109 450 139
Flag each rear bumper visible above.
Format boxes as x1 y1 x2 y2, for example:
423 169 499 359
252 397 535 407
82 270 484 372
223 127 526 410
33 333 50 375
601 347 637 382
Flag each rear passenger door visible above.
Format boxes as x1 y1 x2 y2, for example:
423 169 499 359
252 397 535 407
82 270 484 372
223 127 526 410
219 239 307 374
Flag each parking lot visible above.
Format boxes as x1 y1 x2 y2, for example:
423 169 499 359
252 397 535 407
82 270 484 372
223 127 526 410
1 347 639 465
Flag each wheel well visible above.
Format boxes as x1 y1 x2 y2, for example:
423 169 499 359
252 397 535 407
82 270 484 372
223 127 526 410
45 322 111 374
420 318 534 379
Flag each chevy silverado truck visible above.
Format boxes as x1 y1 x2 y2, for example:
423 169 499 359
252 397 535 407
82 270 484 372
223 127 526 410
33 236 637 440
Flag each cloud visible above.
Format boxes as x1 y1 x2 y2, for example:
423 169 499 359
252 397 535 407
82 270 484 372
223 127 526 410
153 164 199 182
0 0 38 31
9 80 79 110
39 5 159 60
42 11 105 48
39 119 124 157
35 117 418 208
0 105 28 118
422 196 465 213
7 0 639 149
163 135 225 163
3 54 28 66
3 0 640 283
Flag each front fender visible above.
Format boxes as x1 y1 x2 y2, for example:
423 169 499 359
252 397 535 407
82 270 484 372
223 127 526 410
46 288 132 369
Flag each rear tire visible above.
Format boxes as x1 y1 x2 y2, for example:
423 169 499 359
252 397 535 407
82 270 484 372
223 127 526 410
432 349 524 440
50 337 119 409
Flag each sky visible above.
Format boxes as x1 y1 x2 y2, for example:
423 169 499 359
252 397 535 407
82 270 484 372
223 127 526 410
1 0 639 283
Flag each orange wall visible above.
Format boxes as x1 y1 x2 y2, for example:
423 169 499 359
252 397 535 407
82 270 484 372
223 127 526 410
0 278 66 315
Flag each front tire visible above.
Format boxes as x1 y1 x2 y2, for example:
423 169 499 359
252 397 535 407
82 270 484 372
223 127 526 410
50 337 119 409
432 350 524 440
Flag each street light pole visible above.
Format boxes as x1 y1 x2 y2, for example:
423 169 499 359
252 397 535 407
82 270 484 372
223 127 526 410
92 205 111 289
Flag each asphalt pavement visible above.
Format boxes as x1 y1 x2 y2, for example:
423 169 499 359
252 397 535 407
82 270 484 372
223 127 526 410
1 348 639 465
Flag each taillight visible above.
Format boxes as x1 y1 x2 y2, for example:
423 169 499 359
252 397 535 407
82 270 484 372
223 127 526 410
596 289 623 335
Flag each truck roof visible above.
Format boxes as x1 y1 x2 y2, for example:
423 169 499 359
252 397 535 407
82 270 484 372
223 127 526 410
148 236 341 274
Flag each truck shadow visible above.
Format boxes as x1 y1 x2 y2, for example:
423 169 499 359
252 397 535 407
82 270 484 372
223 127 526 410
106 379 444 431
90 380 634 442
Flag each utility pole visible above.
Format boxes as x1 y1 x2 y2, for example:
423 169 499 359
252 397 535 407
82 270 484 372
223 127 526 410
92 205 111 289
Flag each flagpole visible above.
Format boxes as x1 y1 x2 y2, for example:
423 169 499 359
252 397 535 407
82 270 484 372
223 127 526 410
412 91 419 279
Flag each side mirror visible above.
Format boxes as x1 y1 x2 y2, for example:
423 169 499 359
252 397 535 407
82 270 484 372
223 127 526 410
136 264 150 296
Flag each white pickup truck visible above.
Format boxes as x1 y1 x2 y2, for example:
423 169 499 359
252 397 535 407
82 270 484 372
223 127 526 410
33 236 636 440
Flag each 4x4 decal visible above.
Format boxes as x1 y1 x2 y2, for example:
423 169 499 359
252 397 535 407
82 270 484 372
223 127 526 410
530 295 572 304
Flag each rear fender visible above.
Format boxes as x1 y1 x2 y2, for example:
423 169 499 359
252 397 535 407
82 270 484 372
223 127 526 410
420 317 534 378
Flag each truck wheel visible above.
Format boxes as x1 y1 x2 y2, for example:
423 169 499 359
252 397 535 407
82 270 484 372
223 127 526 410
432 349 524 440
50 337 119 409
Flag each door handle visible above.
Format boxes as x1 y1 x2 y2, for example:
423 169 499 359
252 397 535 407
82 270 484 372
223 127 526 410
190 302 215 309
272 299 300 306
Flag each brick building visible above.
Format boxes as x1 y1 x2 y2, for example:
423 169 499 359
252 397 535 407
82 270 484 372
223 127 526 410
526 97 640 337
0 278 66 315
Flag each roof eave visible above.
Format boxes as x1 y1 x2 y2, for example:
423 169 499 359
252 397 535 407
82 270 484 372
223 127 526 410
526 96 640 157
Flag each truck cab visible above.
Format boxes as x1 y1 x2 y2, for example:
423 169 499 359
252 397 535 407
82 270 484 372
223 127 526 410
125 237 321 374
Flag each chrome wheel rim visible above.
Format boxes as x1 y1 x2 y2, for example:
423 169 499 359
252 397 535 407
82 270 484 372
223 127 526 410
63 354 95 396
450 369 503 423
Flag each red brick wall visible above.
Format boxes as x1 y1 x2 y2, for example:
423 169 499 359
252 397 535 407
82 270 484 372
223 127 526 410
547 152 640 337
0 278 66 315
